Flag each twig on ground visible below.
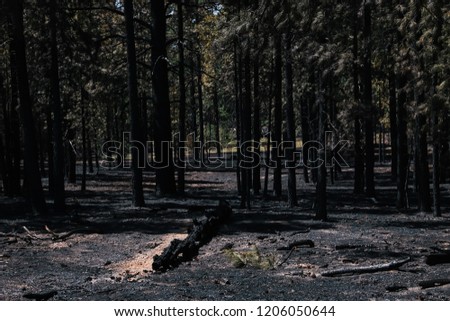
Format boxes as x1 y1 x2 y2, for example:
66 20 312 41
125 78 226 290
321 257 411 277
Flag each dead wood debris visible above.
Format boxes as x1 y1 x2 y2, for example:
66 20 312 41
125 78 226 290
23 290 57 301
321 257 411 277
425 254 450 266
277 240 315 251
152 200 232 273
418 279 450 289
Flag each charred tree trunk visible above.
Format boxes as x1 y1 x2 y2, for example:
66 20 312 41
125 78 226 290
177 0 186 194
352 1 364 194
81 89 87 192
284 28 297 207
240 49 252 209
124 0 145 206
273 33 283 198
67 128 76 184
300 97 310 184
388 72 398 181
362 1 375 196
396 74 408 210
49 0 65 210
315 75 327 221
197 53 205 165
5 36 21 196
190 55 198 159
412 0 431 213
46 103 54 194
7 0 47 214
152 201 232 272
87 134 94 174
213 82 221 156
233 42 241 194
414 114 431 212
151 0 176 195
263 80 273 197
252 43 261 195
431 0 443 217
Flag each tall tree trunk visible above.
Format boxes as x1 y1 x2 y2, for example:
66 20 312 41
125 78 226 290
81 89 87 192
431 0 443 217
388 72 398 181
362 1 375 196
6 37 21 196
7 0 47 214
67 128 76 184
396 74 408 210
352 1 364 193
197 53 205 164
273 33 283 198
240 49 252 209
124 0 145 206
177 0 186 194
315 75 327 221
151 0 176 195
213 82 221 156
0 77 7 193
412 0 431 213
431 98 441 217
300 97 310 184
414 113 431 212
190 56 198 159
46 102 54 193
0 135 5 193
87 134 94 174
233 42 241 194
284 29 297 207
263 69 274 197
49 0 65 210
252 39 261 195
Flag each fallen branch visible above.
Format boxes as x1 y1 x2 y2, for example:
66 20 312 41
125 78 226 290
152 200 232 272
321 257 411 277
418 279 450 289
290 229 311 236
23 290 57 301
277 240 315 251
425 254 450 266
277 247 296 267
22 226 43 240
335 244 373 251
386 285 408 292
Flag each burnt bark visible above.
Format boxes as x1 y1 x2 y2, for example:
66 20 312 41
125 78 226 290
152 201 232 273
273 34 282 198
151 0 176 196
284 29 297 207
396 74 408 210
7 0 47 214
362 2 375 196
49 0 65 210
352 1 364 194
177 0 186 194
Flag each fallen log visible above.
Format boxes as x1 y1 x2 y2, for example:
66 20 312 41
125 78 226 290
152 200 232 272
425 254 450 266
321 257 411 277
419 279 450 289
23 290 57 301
